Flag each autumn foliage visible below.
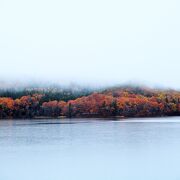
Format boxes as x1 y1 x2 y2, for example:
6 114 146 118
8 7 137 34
0 87 180 118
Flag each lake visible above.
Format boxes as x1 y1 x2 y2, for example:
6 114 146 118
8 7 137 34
0 117 180 180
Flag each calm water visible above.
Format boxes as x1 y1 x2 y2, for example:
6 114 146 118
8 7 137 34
1 117 180 180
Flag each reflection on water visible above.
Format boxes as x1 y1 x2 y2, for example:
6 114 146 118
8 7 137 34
0 117 180 180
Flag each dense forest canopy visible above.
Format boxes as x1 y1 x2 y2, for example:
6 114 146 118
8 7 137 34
0 85 179 119
0 88 92 102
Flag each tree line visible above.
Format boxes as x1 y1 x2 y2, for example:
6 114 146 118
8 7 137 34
0 87 179 118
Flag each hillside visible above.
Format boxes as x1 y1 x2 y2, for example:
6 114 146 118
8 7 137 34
0 86 179 118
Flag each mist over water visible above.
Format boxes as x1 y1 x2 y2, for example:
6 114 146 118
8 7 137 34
0 0 180 89
0 78 179 92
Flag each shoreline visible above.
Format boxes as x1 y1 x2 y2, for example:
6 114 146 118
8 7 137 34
0 115 179 120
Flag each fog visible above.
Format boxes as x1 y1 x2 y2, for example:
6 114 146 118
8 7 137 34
0 0 180 89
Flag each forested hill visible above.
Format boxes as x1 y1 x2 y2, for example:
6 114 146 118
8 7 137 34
0 86 179 118
0 87 92 102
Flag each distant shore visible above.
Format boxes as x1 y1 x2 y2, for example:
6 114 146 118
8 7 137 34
1 115 179 120
0 86 180 119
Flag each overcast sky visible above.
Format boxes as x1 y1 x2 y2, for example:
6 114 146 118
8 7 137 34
0 0 180 88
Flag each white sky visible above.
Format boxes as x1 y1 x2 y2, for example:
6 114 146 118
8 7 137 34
0 0 180 88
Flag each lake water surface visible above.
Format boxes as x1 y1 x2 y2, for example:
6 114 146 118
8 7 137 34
1 117 180 180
